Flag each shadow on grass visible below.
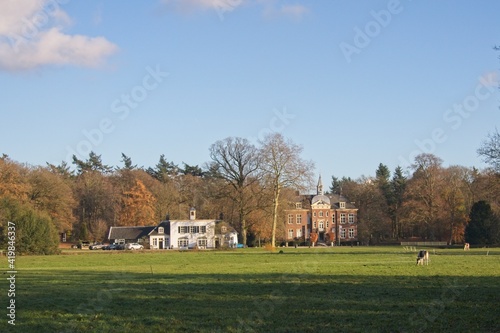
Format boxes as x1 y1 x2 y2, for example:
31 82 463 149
5 270 499 333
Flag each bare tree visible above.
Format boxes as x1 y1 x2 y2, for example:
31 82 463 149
477 128 500 173
208 137 261 245
258 133 314 247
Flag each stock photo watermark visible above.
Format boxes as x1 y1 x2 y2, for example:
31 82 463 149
398 72 498 168
248 107 296 143
5 221 17 326
214 0 243 21
7 0 70 53
65 65 168 162
339 0 408 63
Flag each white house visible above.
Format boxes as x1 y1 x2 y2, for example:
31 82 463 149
167 208 238 249
109 208 238 250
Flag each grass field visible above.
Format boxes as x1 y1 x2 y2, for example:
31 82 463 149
2 246 499 333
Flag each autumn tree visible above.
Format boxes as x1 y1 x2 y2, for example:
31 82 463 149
441 166 468 244
259 133 314 247
73 170 118 241
120 180 156 226
0 155 30 202
402 154 444 239
208 137 261 245
27 167 76 233
341 177 390 245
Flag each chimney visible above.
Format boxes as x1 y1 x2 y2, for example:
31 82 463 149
189 207 196 220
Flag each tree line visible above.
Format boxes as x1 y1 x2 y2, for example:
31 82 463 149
0 130 499 254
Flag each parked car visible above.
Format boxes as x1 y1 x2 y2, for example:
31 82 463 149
89 243 105 250
77 241 91 249
103 243 121 250
125 243 144 250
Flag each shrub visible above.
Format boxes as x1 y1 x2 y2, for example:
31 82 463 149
0 198 60 255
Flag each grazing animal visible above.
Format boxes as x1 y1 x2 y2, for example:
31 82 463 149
464 243 470 251
416 250 429 265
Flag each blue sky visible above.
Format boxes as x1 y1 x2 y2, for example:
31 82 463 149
1 0 499 180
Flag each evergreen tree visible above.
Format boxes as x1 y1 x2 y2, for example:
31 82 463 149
120 153 137 170
390 166 406 238
146 154 178 182
465 201 500 245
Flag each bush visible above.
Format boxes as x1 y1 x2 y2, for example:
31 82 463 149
0 198 60 255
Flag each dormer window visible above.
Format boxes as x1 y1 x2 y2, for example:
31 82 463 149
295 202 302 209
340 202 346 209
221 226 227 233
158 227 164 234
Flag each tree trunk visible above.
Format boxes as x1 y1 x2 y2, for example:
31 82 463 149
271 190 280 248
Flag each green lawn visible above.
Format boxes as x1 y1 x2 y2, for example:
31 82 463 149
2 247 499 333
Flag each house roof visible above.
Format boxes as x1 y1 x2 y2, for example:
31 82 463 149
293 193 357 210
311 194 331 206
108 226 155 240
149 221 171 236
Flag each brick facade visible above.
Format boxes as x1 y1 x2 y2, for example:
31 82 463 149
285 176 358 245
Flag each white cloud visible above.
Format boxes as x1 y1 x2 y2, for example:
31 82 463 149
160 0 309 21
0 0 117 71
161 0 245 14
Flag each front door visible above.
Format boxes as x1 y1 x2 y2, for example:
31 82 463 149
159 239 164 249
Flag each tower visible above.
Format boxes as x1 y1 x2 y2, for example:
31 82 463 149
317 175 324 196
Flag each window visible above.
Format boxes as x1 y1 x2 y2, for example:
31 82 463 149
348 228 355 238
296 215 302 224
326 211 329 217
288 214 294 224
313 212 317 217
326 220 329 228
348 214 355 224
221 226 227 233
297 228 302 238
288 229 294 239
189 226 199 234
313 221 317 229
178 226 188 233
340 202 346 209
295 202 302 209
340 214 346 224
200 226 207 233
197 239 207 247
178 239 189 247
340 228 346 239
158 227 164 234
332 215 335 223
319 211 323 217
153 238 158 246
319 221 324 230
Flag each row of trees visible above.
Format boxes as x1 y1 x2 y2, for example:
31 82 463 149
1 130 499 254
0 134 314 253
334 155 499 245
